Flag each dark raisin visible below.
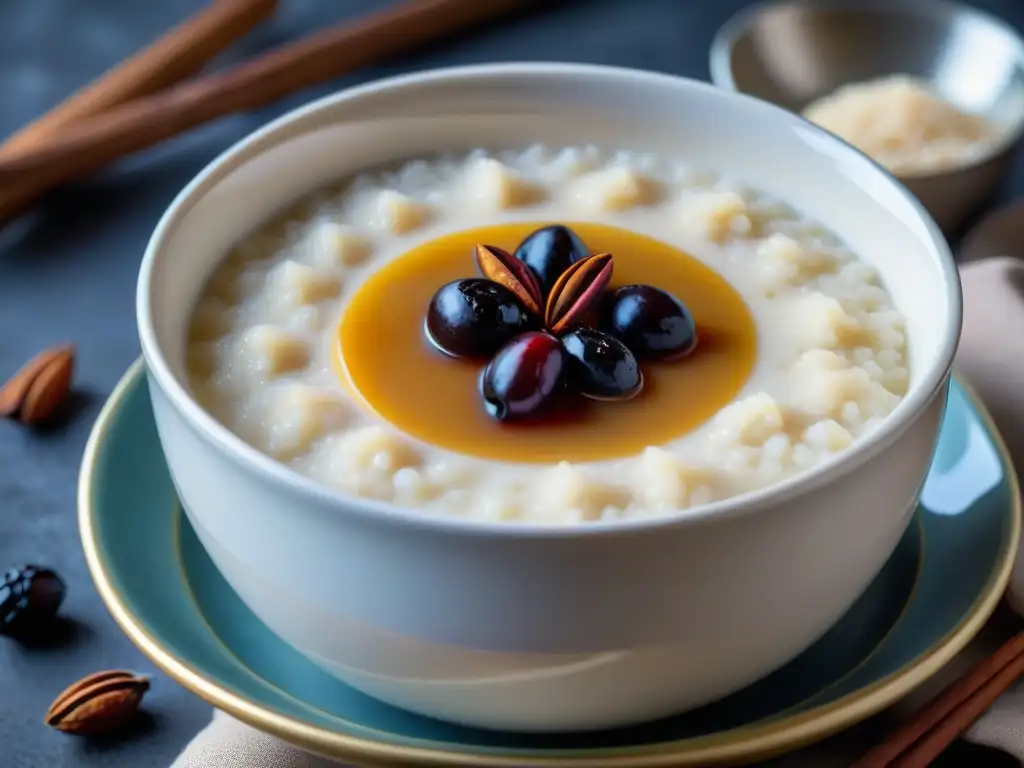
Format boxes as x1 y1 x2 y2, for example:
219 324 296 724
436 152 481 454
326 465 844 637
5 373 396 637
0 565 66 639
425 278 534 359
561 328 643 401
513 225 590 296
481 332 567 421
602 284 697 360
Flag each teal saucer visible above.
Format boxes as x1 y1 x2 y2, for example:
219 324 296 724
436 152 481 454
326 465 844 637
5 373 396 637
79 361 1019 767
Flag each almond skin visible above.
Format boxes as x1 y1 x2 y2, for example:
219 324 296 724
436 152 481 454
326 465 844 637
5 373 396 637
0 344 74 425
45 670 149 736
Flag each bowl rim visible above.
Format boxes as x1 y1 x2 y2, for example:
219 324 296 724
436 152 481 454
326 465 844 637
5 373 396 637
708 0 1024 180
137 61 962 538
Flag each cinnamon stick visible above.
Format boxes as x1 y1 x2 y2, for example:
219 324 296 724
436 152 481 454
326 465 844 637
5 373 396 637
0 0 278 220
0 0 535 221
892 649 1024 767
850 631 1024 767
0 0 278 156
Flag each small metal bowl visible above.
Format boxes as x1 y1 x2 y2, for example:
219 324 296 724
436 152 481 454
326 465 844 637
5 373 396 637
709 0 1024 233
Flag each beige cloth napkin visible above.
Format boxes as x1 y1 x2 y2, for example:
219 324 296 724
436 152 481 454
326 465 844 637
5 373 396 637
172 256 1024 767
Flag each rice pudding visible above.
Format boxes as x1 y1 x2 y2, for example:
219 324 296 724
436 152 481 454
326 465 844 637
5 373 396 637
186 145 909 524
803 75 1004 176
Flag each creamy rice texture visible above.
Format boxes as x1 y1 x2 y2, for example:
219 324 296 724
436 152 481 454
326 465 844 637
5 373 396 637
803 75 1002 176
187 145 909 524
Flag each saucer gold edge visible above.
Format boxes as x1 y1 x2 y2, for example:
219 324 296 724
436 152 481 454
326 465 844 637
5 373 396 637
77 360 1021 767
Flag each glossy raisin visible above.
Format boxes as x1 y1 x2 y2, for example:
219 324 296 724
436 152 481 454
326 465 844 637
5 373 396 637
0 565 66 639
561 328 643 401
513 225 590 296
481 332 567 421
602 284 697 360
425 279 533 359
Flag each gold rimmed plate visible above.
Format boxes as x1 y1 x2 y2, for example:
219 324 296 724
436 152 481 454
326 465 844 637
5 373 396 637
78 360 1019 766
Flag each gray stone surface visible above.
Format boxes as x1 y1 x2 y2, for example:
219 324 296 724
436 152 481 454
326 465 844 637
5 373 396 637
0 1 1022 766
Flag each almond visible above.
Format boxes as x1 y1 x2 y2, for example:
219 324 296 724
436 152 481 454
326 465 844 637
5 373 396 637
45 670 149 736
0 344 75 425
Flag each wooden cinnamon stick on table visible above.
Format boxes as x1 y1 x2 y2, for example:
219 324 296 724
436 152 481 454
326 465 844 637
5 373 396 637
0 0 278 220
0 0 277 156
850 631 1024 767
0 0 535 221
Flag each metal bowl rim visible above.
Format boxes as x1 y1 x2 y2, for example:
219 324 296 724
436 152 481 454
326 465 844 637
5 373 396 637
708 0 1024 181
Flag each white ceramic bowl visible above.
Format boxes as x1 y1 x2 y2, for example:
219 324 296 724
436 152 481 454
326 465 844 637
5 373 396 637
136 63 961 732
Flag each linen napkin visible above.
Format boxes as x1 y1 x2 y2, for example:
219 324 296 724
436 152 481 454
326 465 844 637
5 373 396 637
171 255 1024 767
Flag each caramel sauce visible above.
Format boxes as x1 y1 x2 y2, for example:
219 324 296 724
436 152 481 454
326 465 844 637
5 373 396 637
338 222 757 463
